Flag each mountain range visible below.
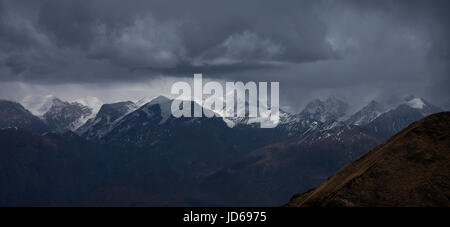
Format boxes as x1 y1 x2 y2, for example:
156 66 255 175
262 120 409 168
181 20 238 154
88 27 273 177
0 95 445 206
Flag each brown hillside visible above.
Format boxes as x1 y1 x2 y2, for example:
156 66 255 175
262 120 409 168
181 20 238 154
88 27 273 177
286 112 450 207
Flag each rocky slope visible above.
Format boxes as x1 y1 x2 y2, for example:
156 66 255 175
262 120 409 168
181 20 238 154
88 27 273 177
285 112 450 207
346 100 386 126
0 100 49 133
43 98 93 133
76 101 136 140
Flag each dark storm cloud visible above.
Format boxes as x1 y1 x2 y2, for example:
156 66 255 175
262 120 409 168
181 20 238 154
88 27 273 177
38 0 96 49
130 62 283 76
0 0 448 108
0 0 337 82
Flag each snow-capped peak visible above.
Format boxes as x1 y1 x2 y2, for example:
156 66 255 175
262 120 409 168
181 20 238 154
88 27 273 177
406 97 425 109
42 98 94 132
74 96 103 115
300 97 349 122
148 95 171 105
402 96 442 117
345 100 386 126
135 97 153 107
21 94 57 116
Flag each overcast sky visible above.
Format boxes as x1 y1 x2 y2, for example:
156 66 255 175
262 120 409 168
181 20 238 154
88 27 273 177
0 0 448 112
